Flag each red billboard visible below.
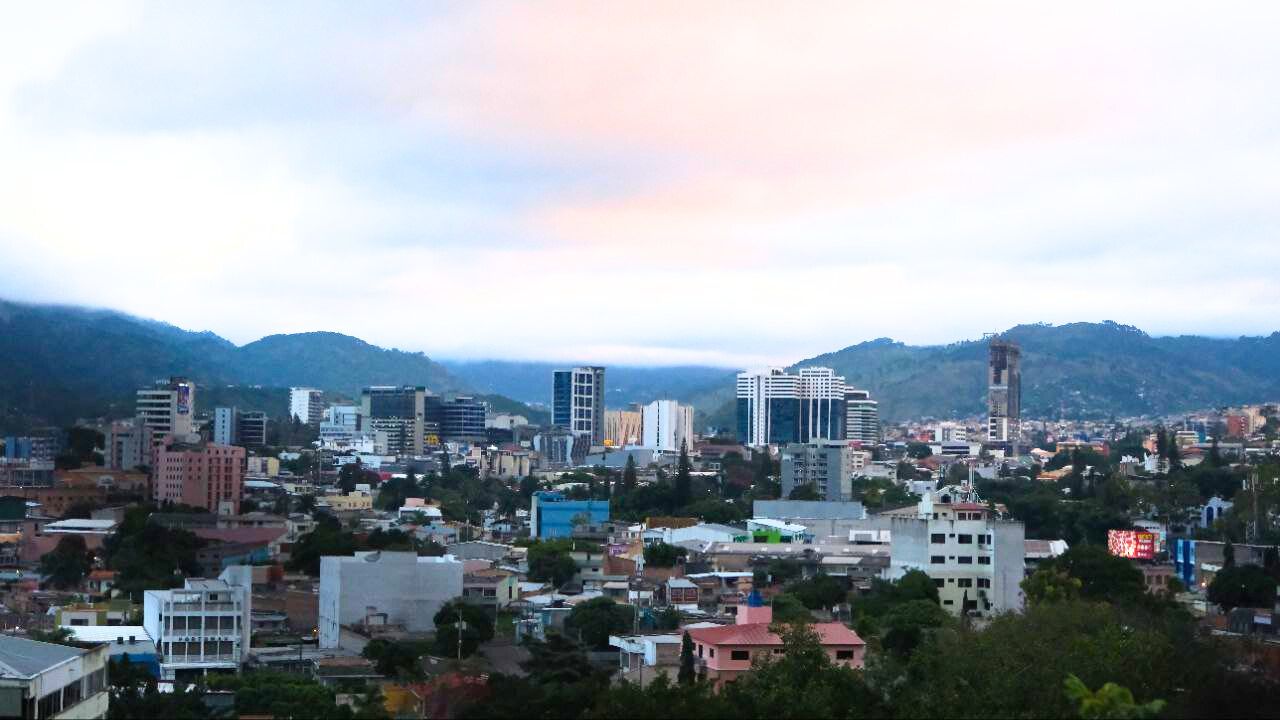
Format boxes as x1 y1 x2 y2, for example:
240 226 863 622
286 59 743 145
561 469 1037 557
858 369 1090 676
1107 530 1155 560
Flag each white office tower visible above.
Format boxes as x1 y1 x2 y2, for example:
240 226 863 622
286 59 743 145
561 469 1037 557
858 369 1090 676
136 377 196 439
289 387 324 426
642 400 694 452
212 407 237 446
933 422 967 443
320 405 362 442
844 389 880 445
736 367 846 446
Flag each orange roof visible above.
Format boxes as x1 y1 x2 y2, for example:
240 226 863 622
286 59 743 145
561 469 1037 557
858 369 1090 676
87 570 117 580
688 622 864 647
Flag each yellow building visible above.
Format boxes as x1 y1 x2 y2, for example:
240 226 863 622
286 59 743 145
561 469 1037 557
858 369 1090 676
321 492 373 512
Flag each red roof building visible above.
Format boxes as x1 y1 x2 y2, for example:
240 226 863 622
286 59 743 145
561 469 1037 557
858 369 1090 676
687 591 865 688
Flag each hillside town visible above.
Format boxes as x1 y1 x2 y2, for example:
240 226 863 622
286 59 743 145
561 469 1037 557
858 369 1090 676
0 336 1276 718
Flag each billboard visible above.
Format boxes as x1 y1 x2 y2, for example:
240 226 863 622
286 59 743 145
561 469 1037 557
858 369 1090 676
1107 529 1155 560
175 384 191 415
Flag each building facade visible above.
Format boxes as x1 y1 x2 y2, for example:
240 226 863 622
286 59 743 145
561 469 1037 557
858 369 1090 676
143 577 249 681
736 368 846 447
779 440 868 501
987 339 1022 450
530 491 610 539
844 389 880 445
440 397 487 442
153 437 246 514
641 400 694 453
553 367 605 445
0 636 110 719
604 409 643 448
103 419 155 471
361 386 426 457
318 552 463 649
289 387 324 426
136 377 196 440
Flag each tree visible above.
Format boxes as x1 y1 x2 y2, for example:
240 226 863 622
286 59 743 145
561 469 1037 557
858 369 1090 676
433 599 495 659
622 454 638 496
880 599 951 658
209 671 356 719
1206 564 1277 610
286 515 358 575
768 593 813 624
673 441 693 509
567 597 634 649
678 631 695 685
642 542 686 568
788 573 847 610
362 638 433 677
29 627 75 645
526 540 578 587
1064 674 1165 719
787 483 822 501
40 535 92 589
1022 567 1083 605
1045 545 1144 604
906 442 933 459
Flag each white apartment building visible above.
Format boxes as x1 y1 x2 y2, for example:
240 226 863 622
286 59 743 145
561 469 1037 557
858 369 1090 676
933 422 968 443
136 377 195 439
289 388 324 426
318 551 463 649
143 576 250 681
885 488 1025 617
641 400 694 452
212 407 236 446
844 389 880 445
0 636 110 720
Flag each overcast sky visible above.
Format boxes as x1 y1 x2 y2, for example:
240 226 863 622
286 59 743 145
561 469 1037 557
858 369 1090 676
2 2 1279 368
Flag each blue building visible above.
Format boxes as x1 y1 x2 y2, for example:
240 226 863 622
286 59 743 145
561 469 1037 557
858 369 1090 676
530 491 609 539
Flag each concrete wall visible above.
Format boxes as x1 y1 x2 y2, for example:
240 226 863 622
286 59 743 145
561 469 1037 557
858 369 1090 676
319 552 463 649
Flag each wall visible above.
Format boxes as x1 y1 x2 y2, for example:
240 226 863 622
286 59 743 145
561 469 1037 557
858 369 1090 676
319 552 463 649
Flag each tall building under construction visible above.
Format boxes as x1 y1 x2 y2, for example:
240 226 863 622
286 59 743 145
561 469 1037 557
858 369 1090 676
987 338 1022 453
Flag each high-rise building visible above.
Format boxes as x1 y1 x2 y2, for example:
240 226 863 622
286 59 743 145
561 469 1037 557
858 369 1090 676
104 419 156 471
780 439 869 501
844 389 880 445
136 377 196 439
986 339 1022 451
440 397 487 442
212 408 268 449
642 400 694 452
289 387 324 426
153 435 245 514
736 367 846 446
361 386 426 456
553 367 605 445
604 408 643 448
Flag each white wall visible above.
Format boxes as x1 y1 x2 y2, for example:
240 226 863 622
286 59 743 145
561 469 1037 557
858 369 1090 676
319 552 463 649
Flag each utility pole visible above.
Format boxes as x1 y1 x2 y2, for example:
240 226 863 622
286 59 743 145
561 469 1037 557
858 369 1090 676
457 606 464 662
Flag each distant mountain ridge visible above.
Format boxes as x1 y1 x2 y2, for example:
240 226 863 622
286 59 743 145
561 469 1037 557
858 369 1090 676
792 321 1280 422
1 299 1277 432
0 300 465 431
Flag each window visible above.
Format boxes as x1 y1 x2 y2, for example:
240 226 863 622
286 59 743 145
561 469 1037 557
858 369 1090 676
978 578 991 589
835 650 855 660
942 599 954 606
957 534 973 544
697 644 703 657
957 556 973 564
978 556 991 565
934 579 944 588
930 533 945 544
709 648 715 658
730 650 750 661
957 578 973 588
930 555 945 564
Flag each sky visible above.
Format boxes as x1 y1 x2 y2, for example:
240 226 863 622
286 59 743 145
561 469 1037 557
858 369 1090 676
2 2 1279 369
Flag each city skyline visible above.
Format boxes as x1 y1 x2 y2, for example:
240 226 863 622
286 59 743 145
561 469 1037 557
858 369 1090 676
3 3 1280 367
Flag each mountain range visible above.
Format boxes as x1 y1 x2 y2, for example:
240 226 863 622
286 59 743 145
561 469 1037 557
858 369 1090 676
1 298 1277 433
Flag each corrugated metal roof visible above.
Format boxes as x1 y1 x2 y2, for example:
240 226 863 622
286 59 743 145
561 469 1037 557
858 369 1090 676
0 636 86 679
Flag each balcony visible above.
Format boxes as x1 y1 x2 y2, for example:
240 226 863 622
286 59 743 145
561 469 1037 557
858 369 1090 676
161 654 239 665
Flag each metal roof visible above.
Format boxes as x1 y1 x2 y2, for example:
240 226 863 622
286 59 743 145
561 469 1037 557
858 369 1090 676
0 636 86 679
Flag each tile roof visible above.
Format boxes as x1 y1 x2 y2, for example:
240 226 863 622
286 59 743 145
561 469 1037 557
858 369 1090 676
688 622 864 647
192 527 286 545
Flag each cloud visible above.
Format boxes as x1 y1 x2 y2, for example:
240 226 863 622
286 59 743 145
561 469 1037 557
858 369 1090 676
0 1 1278 368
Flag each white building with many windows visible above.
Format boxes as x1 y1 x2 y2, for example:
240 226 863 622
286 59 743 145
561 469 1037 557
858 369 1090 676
143 576 250 681
289 388 324 426
641 400 694 452
884 487 1025 617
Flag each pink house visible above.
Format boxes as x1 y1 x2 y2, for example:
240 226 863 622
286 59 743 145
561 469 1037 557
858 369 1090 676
687 591 865 688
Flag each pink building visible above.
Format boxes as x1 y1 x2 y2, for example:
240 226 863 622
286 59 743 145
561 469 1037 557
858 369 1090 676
153 436 245 514
687 591 865 688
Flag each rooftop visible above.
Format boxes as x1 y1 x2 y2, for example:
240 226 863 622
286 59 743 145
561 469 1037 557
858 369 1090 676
0 636 87 679
688 622 864 647
60 625 153 645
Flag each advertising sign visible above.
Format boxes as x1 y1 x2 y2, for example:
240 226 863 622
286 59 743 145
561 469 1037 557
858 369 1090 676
1107 529 1155 559
176 384 191 415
